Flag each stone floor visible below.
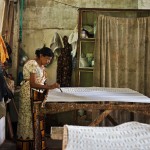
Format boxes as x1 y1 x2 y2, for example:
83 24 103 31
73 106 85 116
0 140 16 150
46 138 62 150
1 114 65 150
0 138 62 150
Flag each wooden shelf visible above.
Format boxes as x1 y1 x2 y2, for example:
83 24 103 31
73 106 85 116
76 8 97 87
79 38 95 41
79 67 94 70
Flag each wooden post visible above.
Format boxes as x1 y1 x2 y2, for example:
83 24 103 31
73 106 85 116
33 102 42 150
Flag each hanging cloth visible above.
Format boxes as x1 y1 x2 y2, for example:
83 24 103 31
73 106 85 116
57 36 72 87
68 25 78 58
0 64 14 102
0 35 9 63
50 32 64 58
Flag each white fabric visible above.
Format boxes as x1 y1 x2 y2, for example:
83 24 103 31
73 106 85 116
46 87 150 103
68 26 78 58
64 122 150 150
50 32 64 57
0 117 5 146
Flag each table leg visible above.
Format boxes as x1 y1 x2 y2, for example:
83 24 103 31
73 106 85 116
34 102 42 150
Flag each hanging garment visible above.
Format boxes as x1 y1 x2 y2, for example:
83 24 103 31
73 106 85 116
0 64 5 101
50 32 64 57
4 42 12 65
0 64 14 102
57 36 72 87
68 25 78 58
0 35 9 63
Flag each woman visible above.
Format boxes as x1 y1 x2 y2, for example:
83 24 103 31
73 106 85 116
17 47 59 148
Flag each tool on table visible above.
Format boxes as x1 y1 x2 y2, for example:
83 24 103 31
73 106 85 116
59 88 63 93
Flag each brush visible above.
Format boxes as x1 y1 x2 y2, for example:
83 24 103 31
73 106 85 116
59 88 63 93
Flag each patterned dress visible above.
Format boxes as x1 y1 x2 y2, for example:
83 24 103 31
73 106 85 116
57 36 72 87
17 60 46 140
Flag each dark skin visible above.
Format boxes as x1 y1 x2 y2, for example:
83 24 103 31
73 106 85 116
30 54 60 90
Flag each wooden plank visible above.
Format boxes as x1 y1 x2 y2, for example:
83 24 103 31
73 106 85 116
89 110 112 126
42 103 150 114
51 127 64 140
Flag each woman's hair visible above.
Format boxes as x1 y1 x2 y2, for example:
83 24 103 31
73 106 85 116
35 47 54 58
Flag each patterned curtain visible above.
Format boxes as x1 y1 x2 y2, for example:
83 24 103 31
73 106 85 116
94 15 150 124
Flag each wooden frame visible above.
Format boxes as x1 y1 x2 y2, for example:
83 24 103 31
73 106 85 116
33 97 150 150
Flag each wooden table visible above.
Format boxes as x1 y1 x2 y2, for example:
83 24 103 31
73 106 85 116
32 87 150 150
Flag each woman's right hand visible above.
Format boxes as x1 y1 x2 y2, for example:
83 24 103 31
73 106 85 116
48 83 60 89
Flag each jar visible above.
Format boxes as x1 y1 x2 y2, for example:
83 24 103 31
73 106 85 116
81 30 86 38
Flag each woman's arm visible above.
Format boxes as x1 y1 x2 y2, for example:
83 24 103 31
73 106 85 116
30 73 60 90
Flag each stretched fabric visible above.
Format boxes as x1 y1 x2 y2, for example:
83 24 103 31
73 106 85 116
46 87 150 103
63 122 150 150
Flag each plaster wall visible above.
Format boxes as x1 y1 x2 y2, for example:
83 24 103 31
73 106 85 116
9 0 150 128
20 0 140 84
138 0 150 9
11 0 150 84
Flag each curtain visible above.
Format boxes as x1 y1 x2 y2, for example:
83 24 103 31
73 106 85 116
94 15 150 124
94 15 150 96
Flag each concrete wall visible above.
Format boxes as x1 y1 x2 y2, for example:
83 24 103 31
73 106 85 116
19 0 140 84
138 0 150 8
9 0 150 127
10 0 150 84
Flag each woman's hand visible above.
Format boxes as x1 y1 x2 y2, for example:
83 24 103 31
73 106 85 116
48 83 60 89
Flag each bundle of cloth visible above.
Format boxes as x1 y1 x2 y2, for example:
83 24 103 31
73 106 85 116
0 35 14 102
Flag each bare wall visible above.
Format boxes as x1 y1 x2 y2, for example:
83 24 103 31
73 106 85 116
11 0 150 84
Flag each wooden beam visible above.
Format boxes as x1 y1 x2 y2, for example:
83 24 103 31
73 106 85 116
42 103 150 114
51 127 64 140
89 110 112 126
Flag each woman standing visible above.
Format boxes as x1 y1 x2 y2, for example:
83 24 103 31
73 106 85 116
17 47 59 149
